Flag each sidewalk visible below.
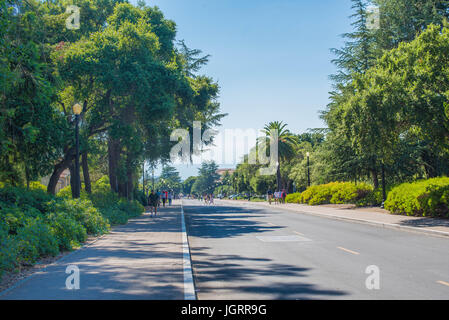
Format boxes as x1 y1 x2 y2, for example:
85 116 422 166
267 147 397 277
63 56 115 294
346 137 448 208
0 202 189 300
218 199 449 238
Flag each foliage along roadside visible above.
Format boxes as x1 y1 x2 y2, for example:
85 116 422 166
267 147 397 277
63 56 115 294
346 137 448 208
0 176 144 281
384 177 449 218
286 181 379 207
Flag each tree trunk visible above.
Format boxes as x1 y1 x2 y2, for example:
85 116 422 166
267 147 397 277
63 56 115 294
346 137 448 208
127 166 133 200
69 162 75 196
108 137 121 193
371 168 379 189
82 152 91 194
47 150 75 195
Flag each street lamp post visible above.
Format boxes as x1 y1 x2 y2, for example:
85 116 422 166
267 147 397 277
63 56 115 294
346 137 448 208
306 152 311 187
73 103 82 199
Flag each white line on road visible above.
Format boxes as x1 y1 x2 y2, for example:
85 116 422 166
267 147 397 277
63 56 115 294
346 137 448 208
181 201 196 300
337 246 360 255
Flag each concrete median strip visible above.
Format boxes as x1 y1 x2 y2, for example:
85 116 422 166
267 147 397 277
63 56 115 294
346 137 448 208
181 201 196 300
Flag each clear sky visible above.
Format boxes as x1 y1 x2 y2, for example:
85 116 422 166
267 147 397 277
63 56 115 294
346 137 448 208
132 0 354 179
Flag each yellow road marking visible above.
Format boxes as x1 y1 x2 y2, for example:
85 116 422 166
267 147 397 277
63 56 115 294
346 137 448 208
337 246 360 255
437 281 449 288
293 231 305 236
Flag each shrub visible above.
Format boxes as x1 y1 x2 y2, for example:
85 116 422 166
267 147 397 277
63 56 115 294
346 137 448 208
356 188 384 207
384 177 449 217
286 193 301 204
46 198 110 236
0 176 143 279
100 206 128 225
0 221 18 278
119 199 144 219
29 181 47 191
45 210 87 251
298 182 374 206
0 186 53 213
16 218 59 264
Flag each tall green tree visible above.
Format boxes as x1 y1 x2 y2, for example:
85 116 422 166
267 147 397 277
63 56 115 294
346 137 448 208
258 121 298 190
191 161 220 195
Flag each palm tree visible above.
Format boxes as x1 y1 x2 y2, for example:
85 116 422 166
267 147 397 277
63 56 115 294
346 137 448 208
258 121 298 191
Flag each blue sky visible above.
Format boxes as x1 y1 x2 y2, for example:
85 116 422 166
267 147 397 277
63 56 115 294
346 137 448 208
133 0 354 179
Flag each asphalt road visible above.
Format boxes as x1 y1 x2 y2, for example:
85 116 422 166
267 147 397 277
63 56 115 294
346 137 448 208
183 199 449 300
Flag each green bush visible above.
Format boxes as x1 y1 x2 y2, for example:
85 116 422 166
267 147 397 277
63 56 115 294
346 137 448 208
0 186 53 213
16 218 59 264
0 176 143 280
100 206 129 225
384 177 449 217
0 221 18 278
297 182 374 206
286 193 301 203
46 210 87 251
356 188 384 207
46 198 110 236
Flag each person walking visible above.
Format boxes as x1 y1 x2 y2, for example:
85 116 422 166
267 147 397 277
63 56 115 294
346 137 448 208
168 191 173 206
267 188 273 205
156 190 161 207
161 190 167 207
281 189 287 204
274 191 279 205
148 190 160 217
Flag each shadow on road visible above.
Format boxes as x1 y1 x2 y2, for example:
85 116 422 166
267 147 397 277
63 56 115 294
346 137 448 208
184 204 280 239
184 203 348 299
398 216 449 228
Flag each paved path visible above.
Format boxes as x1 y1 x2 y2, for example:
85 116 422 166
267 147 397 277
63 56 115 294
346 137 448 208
184 199 449 300
0 204 185 300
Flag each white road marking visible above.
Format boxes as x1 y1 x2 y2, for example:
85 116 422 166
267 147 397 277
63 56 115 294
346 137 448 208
337 246 360 255
257 235 312 242
181 201 196 300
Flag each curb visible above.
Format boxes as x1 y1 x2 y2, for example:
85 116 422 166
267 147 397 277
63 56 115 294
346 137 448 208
180 200 197 300
218 200 449 239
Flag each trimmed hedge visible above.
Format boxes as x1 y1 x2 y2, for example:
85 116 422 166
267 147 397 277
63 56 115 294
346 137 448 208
384 177 449 217
287 182 374 206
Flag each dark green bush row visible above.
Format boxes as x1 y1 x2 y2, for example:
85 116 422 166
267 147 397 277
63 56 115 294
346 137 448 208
286 182 377 206
0 176 144 280
384 177 449 217
58 176 145 225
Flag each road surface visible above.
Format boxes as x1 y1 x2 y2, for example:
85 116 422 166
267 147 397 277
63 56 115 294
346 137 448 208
183 199 449 300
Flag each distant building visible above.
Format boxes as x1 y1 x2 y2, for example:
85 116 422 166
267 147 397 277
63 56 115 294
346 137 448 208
216 168 235 177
